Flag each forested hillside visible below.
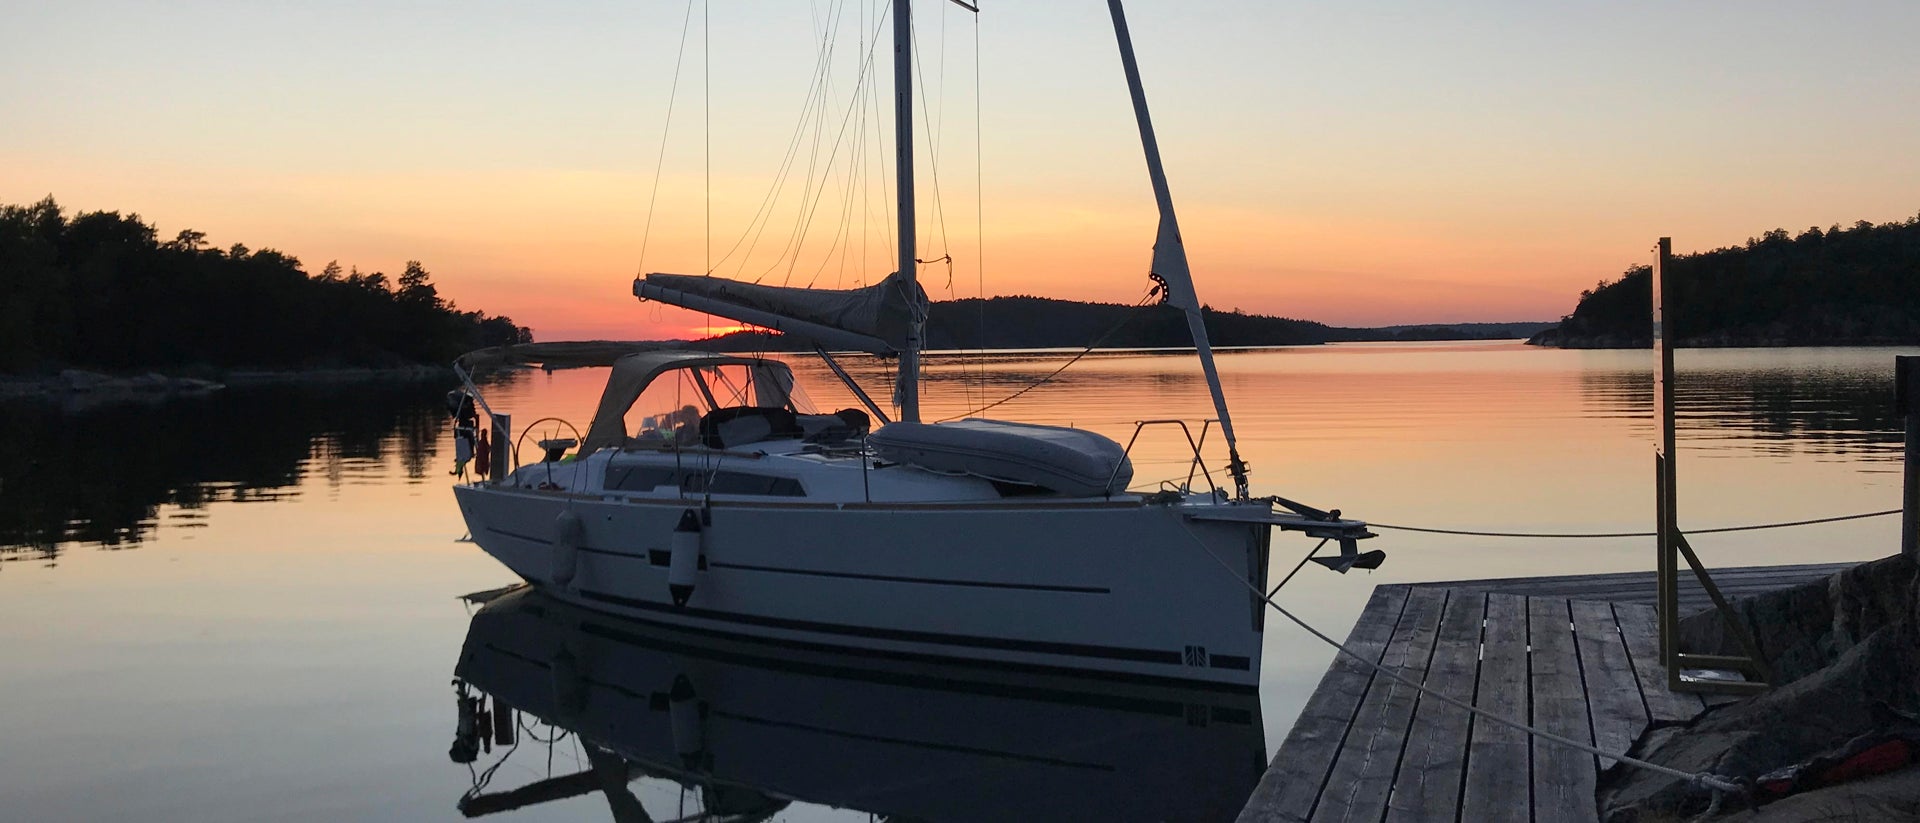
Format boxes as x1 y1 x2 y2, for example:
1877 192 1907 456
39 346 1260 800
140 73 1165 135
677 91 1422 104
0 197 531 373
699 295 1548 352
1530 214 1920 348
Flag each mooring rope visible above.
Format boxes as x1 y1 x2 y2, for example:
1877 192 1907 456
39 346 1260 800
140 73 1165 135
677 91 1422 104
1371 508 1900 539
1178 526 1745 802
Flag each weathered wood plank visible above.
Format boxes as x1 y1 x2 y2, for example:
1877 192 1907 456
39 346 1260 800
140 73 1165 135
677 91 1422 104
1416 562 1850 592
1311 586 1448 823
1460 593 1531 823
1612 603 1707 723
1385 590 1485 823
1240 585 1411 823
1410 563 1849 612
1570 600 1649 769
1530 597 1598 822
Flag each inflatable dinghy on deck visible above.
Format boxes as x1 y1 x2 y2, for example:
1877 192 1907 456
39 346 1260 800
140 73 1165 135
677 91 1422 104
869 419 1133 497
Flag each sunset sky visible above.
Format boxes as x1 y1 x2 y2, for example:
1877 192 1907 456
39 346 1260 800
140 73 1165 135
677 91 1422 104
6 1 1918 341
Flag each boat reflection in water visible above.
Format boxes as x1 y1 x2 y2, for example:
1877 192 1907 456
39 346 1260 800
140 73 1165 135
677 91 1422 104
449 586 1265 821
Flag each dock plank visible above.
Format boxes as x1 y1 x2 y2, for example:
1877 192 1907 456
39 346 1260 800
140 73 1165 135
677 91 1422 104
1571 600 1649 768
1385 590 1484 823
1241 560 1830 823
1411 562 1847 614
1240 586 1410 823
1311 587 1447 823
1459 593 1531 823
1530 597 1598 822
1613 603 1706 723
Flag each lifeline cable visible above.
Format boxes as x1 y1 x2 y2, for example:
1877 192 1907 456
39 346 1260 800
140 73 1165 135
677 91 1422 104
1371 508 1900 539
1177 526 1744 799
934 289 1159 422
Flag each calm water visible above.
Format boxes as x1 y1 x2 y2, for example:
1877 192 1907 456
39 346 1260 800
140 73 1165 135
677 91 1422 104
0 341 1909 821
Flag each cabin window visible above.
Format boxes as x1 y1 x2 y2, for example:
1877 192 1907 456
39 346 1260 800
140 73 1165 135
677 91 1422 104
604 465 805 497
620 363 816 448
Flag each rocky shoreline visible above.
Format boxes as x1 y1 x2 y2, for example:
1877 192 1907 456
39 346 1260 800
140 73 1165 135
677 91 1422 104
1526 327 1920 349
1597 554 1919 820
0 364 455 404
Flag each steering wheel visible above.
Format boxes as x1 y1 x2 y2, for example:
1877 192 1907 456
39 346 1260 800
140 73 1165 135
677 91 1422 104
513 417 586 468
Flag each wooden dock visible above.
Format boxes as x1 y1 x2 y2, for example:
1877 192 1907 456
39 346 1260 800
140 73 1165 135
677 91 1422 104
1238 562 1845 823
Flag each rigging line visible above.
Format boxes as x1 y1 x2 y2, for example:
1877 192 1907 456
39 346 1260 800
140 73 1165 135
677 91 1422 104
704 0 710 274
766 0 845 284
633 0 699 277
708 3 846 276
1177 527 1743 797
807 52 875 292
1370 508 1901 539
744 0 867 282
933 0 948 161
805 121 868 289
753 1 892 285
909 10 953 262
868 11 896 280
971 10 986 398
726 0 842 282
935 290 1158 422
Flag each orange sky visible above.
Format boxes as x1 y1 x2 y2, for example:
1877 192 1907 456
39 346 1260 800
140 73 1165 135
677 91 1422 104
5 1 1918 340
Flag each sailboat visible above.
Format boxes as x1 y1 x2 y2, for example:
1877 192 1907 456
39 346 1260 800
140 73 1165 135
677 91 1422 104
451 0 1373 691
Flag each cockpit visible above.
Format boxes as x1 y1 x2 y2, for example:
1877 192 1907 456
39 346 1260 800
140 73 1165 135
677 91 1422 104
579 352 868 453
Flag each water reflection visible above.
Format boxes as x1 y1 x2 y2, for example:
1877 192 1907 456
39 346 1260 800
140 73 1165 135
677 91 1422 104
0 381 452 559
1577 348 1904 459
450 586 1265 822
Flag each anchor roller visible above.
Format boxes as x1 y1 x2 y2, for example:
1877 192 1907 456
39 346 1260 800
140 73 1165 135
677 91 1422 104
669 509 702 606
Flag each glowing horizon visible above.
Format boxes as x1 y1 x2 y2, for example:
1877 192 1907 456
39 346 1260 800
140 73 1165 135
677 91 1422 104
5 1 1918 342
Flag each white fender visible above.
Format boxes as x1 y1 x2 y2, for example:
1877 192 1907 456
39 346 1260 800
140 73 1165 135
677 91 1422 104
668 674 705 761
550 645 585 720
552 510 583 585
668 509 702 606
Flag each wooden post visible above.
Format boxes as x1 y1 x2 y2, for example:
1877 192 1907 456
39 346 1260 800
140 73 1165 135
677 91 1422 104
1652 238 1677 659
1652 237 1770 694
1901 356 1920 558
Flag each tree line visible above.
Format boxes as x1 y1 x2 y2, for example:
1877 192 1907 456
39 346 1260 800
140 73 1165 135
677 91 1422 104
1532 213 1920 348
0 197 532 373
700 294 1547 352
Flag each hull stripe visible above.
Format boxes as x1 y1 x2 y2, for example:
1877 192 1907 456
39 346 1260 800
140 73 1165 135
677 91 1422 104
559 591 1257 691
577 588 1186 665
707 560 1111 594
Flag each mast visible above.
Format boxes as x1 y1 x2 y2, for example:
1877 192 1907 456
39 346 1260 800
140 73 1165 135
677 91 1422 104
893 0 923 422
1106 0 1251 499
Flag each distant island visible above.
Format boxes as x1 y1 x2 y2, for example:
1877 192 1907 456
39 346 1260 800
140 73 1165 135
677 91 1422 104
695 296 1551 352
0 197 531 377
1529 213 1920 348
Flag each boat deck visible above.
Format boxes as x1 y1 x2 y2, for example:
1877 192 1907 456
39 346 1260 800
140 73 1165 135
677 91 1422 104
1237 562 1847 823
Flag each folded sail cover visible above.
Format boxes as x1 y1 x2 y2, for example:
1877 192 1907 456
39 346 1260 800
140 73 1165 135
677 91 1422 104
638 272 926 355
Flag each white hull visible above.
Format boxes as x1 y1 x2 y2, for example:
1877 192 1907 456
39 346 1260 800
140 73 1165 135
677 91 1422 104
455 484 1271 689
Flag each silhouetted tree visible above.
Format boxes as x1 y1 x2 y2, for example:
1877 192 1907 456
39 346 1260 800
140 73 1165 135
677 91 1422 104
1536 212 1920 347
0 197 532 372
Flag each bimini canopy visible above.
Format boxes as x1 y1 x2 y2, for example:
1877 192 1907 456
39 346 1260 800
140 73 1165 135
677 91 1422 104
456 341 667 373
580 351 797 453
634 271 926 356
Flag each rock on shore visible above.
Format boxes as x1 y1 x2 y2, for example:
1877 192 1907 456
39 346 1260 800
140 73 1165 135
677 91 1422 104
1596 554 1920 821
